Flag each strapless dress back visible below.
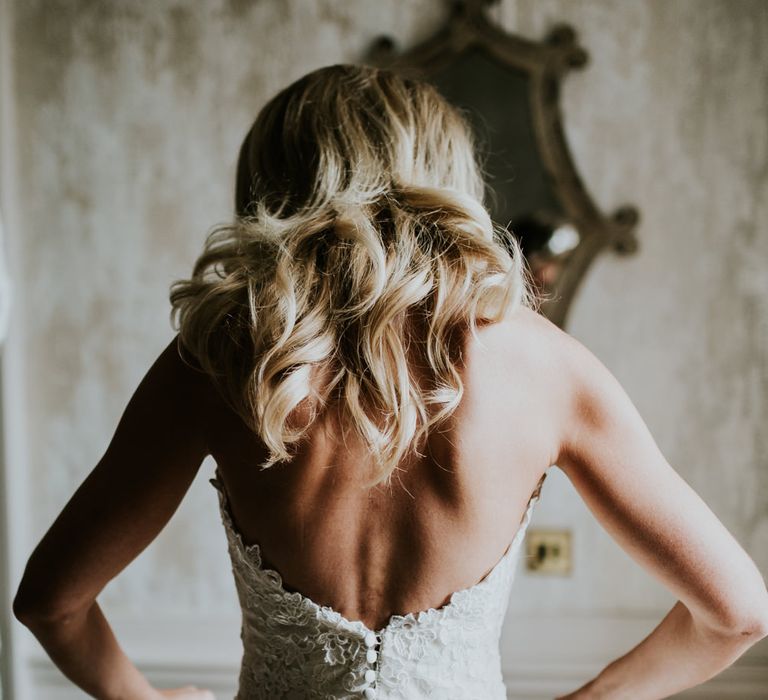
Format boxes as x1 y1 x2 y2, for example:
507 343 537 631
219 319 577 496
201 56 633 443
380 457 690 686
209 470 546 700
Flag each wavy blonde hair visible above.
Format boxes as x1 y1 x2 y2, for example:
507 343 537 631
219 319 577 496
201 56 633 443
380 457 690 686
170 63 539 486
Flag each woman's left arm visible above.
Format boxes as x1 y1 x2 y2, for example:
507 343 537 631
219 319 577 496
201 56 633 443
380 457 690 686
13 335 214 700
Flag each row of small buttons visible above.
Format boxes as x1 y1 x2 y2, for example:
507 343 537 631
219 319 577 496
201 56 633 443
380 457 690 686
362 631 380 699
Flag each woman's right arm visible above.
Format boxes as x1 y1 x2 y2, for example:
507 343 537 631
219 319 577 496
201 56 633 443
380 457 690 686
550 326 768 700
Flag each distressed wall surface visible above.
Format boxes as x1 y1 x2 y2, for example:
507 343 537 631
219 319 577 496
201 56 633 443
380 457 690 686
7 0 768 695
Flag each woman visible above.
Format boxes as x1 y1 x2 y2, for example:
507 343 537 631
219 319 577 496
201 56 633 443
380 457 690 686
13 64 768 700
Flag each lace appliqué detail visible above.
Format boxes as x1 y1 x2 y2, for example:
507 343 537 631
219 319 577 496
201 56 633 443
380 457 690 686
210 470 546 699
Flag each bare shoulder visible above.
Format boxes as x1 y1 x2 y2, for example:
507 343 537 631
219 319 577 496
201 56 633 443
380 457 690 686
462 307 576 470
473 305 568 362
487 306 623 434
470 305 576 396
504 305 594 374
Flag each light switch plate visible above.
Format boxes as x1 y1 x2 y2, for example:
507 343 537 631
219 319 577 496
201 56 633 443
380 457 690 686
525 529 572 575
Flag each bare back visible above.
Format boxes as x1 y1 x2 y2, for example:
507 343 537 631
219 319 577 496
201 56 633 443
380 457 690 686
205 307 560 631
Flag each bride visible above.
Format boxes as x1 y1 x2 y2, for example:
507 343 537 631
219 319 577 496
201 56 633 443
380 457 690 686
13 63 768 699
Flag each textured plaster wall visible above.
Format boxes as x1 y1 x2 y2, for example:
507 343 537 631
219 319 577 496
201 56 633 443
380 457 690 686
9 0 768 658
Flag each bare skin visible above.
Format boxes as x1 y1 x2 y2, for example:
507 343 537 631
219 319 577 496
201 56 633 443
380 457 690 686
13 306 768 699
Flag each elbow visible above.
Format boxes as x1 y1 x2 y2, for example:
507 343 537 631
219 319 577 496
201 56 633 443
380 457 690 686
13 588 53 628
732 588 768 640
13 583 88 629
12 590 40 627
12 582 38 625
707 599 768 642
738 610 768 641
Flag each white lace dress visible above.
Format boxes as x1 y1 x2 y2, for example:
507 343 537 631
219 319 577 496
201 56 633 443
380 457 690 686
209 470 546 700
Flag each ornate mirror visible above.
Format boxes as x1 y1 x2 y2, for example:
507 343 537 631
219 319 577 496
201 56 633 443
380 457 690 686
367 0 640 328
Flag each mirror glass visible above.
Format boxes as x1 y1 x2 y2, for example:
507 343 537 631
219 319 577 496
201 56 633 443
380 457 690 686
427 48 580 299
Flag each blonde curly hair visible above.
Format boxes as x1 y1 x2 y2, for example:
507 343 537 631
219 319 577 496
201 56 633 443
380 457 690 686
170 63 539 486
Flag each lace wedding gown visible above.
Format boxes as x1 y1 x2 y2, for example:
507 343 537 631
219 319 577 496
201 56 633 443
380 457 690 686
209 470 546 699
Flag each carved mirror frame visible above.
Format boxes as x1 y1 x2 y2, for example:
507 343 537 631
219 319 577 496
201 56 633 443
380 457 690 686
366 0 640 328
